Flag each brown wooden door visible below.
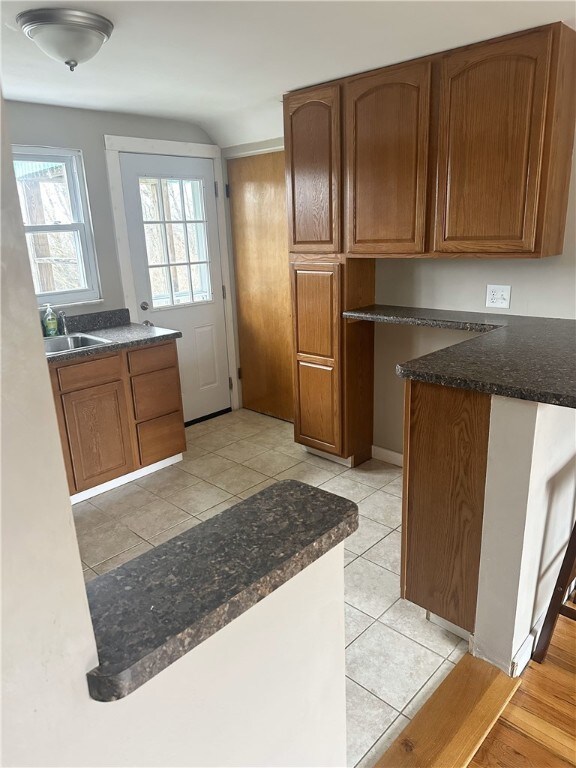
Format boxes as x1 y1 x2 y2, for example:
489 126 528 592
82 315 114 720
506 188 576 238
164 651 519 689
434 27 553 253
291 262 341 454
228 152 293 421
284 85 341 253
63 381 135 492
345 61 431 254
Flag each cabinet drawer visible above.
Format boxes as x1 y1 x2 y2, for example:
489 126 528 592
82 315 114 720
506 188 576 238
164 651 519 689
131 367 181 422
57 354 122 391
128 342 178 375
137 412 186 466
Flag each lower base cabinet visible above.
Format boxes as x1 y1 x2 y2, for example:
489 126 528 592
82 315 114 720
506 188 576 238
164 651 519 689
49 340 186 495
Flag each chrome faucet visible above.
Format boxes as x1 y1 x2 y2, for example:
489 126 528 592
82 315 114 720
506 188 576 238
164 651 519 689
58 311 69 336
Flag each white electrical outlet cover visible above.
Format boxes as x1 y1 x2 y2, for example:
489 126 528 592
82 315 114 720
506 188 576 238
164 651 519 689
486 284 511 309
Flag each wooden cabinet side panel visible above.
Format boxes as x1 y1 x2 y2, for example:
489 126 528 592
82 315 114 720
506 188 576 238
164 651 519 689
404 381 491 631
537 24 576 256
49 367 76 494
284 85 341 252
434 28 553 253
345 61 431 254
63 381 135 492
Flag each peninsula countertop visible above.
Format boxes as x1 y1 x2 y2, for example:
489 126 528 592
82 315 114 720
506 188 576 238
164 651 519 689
342 305 576 409
85 480 358 702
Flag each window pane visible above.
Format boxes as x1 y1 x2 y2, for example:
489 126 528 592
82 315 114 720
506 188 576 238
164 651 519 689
183 179 205 220
144 224 166 265
166 223 187 263
149 267 172 307
161 179 183 221
171 265 192 304
14 158 74 226
25 231 86 294
139 178 161 221
191 263 212 302
187 223 209 262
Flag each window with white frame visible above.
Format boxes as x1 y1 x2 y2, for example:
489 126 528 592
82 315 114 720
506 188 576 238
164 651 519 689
12 146 101 306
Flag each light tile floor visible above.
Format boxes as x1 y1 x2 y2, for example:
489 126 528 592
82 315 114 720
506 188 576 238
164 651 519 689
75 408 467 766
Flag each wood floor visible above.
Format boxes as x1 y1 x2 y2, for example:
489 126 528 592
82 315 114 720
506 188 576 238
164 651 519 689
471 615 576 767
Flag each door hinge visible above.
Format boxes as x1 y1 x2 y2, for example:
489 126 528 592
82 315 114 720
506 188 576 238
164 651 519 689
228 376 233 391
237 367 242 380
222 284 227 300
214 180 219 197
225 183 230 198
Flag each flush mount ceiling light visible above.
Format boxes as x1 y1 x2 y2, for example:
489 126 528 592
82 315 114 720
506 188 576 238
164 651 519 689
16 7 113 71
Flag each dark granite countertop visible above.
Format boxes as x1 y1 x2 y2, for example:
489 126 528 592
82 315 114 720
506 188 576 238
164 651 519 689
85 480 358 702
45 323 182 364
342 304 576 409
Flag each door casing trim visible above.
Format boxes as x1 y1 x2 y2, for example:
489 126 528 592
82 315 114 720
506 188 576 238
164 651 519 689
104 134 239 409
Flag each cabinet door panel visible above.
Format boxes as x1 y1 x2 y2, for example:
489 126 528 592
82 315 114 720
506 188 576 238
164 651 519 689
284 85 340 252
63 381 135 491
296 361 340 453
346 61 431 254
293 265 338 358
137 412 186 466
435 28 552 252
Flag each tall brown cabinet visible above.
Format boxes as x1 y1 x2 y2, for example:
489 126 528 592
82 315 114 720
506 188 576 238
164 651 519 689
284 22 575 463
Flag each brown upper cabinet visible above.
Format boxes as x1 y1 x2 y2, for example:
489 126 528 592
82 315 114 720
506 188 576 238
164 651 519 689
345 61 431 254
283 23 576 258
435 27 552 253
284 85 341 253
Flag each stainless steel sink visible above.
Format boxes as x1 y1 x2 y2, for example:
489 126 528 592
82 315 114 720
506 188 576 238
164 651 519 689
44 333 112 356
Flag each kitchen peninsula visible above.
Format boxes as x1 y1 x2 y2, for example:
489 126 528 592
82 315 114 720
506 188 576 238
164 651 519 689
343 303 576 675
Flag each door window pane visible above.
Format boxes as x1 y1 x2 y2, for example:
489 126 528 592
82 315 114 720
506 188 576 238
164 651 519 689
166 223 186 263
187 223 209 262
191 263 211 302
161 179 183 221
144 224 167 265
170 265 192 304
138 175 213 308
149 266 172 307
183 179 205 220
139 179 161 221
25 231 86 294
14 159 74 226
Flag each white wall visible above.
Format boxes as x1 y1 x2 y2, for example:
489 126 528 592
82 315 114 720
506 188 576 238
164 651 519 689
5 101 214 313
374 144 576 454
474 398 576 674
1 101 346 768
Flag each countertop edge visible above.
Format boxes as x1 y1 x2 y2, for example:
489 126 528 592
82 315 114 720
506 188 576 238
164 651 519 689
396 365 576 409
46 328 182 365
342 309 502 333
86 512 357 702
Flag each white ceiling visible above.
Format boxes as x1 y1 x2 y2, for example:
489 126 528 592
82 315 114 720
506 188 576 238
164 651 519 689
1 1 574 147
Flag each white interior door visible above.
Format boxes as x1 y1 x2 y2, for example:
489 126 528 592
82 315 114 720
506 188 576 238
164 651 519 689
119 152 231 422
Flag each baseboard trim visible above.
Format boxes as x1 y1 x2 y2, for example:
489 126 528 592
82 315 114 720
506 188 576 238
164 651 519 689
305 447 353 467
70 454 183 503
372 445 403 467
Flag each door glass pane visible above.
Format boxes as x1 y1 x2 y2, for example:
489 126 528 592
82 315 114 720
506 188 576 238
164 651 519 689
149 266 172 307
170 265 192 304
14 159 74 225
183 179 205 220
161 179 183 221
191 263 211 302
187 223 209 262
25 230 86 293
139 179 161 221
166 223 186 263
138 176 213 307
144 223 167 265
